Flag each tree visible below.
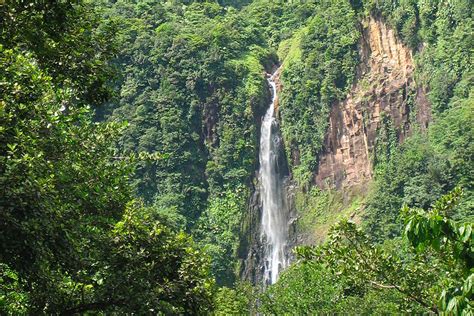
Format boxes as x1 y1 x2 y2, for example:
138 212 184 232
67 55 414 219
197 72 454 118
296 189 473 314
0 39 214 316
61 204 215 315
0 0 118 105
403 188 473 313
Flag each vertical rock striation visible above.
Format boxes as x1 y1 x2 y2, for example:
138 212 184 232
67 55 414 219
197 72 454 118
315 17 431 190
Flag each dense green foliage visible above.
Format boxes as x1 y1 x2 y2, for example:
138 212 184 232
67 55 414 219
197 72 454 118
1 0 472 314
290 189 473 314
361 0 474 241
207 0 472 313
1 2 214 314
213 282 256 315
259 261 407 314
365 100 474 240
279 1 360 184
260 1 473 314
0 1 117 105
97 0 278 284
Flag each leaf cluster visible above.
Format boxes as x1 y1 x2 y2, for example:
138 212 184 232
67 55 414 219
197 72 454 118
294 189 473 314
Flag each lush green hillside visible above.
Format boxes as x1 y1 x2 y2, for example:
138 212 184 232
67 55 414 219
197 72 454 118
1 0 472 314
0 2 214 313
256 1 473 313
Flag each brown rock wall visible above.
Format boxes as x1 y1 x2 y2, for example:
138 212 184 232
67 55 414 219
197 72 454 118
315 17 431 190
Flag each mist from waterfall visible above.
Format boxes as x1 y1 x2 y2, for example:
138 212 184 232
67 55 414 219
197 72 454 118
259 69 289 285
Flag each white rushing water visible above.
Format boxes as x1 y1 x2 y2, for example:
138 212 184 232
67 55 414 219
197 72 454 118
259 69 289 285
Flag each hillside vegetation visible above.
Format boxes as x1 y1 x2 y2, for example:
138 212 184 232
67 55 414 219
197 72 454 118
1 0 472 314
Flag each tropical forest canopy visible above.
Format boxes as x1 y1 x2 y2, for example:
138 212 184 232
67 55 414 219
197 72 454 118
0 0 472 314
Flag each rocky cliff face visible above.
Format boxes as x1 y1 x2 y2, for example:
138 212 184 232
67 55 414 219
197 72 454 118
315 17 431 190
240 17 434 283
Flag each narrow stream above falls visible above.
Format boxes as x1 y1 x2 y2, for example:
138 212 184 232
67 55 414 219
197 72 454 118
259 68 290 285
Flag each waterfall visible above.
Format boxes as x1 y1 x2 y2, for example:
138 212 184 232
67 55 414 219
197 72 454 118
259 69 289 285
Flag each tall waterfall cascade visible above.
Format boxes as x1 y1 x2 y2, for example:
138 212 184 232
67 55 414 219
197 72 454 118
259 69 290 285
